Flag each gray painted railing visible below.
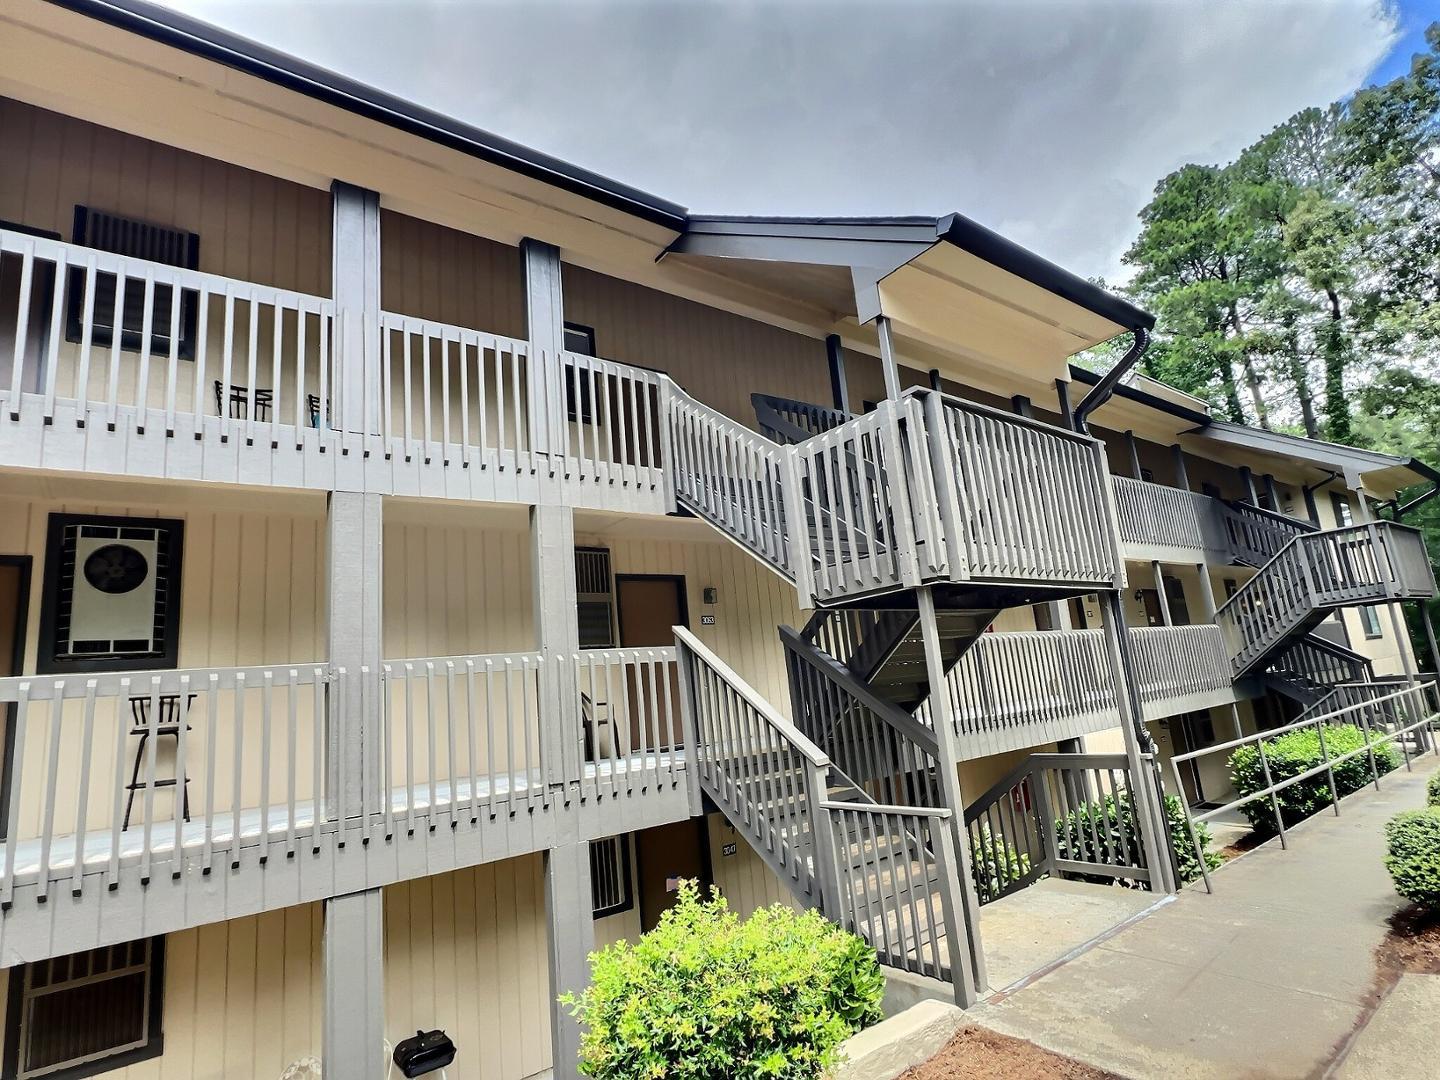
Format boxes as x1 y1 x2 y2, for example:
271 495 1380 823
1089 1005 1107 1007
1217 500 1315 568
963 752 1153 907
1112 476 1221 554
1129 624 1232 706
782 627 942 808
676 628 969 1002
666 382 1123 606
927 391 1123 586
1217 522 1437 676
751 392 850 445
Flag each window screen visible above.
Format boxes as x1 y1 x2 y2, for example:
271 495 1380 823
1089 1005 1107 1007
575 547 615 649
590 835 634 918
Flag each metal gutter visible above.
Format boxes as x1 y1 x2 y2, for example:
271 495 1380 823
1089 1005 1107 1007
1066 364 1212 428
1070 328 1151 434
45 0 689 230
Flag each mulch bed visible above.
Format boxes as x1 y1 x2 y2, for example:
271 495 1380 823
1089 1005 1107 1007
1375 904 1440 977
898 1026 1122 1080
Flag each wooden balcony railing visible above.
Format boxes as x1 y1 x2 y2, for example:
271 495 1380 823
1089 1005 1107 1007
0 651 685 904
1112 475 1224 555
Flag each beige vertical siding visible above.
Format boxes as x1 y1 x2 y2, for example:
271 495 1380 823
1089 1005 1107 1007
0 904 326 1080
385 856 553 1080
382 505 536 659
563 264 833 430
379 210 525 339
0 97 329 294
706 812 802 918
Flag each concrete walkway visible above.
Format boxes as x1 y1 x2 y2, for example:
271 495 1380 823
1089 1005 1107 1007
971 755 1440 1080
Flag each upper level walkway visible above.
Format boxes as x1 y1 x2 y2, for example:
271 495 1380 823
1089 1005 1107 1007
972 753 1440 1079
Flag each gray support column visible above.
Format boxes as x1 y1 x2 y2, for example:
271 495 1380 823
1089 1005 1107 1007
1239 466 1258 504
915 586 984 1003
1125 431 1143 480
1227 703 1245 741
1171 444 1190 489
1195 564 1218 622
532 505 580 786
1264 473 1281 509
327 491 383 825
547 841 595 1079
1352 479 1419 683
875 316 903 401
1151 561 1172 626
523 237 565 461
332 183 381 438
324 887 385 1079
1099 592 1177 895
825 334 851 415
1055 378 1075 430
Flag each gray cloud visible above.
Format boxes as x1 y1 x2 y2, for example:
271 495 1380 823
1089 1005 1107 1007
161 0 1397 280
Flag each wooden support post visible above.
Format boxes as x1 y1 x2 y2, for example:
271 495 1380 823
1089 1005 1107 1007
1152 561 1172 626
1264 473 1281 510
532 505 580 788
1171 444 1190 490
825 334 851 415
1240 466 1258 504
331 182 381 440
326 491 382 828
1195 564 1218 622
876 316 903 402
324 887 385 1079
1125 430 1143 480
916 586 984 1003
1099 592 1177 895
1055 378 1075 431
523 237 565 463
547 841 595 1079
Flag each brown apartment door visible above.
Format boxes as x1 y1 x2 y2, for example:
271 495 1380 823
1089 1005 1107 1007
0 558 30 837
616 576 688 754
636 819 710 932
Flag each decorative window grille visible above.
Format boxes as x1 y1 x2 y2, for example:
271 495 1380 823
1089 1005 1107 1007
576 547 615 649
5 940 163 1079
590 835 634 918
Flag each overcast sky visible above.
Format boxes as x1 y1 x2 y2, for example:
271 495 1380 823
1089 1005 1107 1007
160 0 1422 281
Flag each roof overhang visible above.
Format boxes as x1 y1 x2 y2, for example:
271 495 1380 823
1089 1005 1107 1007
1190 421 1440 496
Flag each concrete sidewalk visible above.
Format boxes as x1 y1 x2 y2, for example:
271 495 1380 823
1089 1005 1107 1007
971 754 1440 1080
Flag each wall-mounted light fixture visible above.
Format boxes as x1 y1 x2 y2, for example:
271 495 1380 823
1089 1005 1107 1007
703 586 718 605
392 1030 457 1077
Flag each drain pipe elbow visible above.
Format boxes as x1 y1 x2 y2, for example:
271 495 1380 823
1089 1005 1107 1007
1072 327 1151 434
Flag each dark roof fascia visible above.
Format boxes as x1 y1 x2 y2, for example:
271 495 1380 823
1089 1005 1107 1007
1067 365 1211 427
665 217 934 271
46 0 689 230
939 213 1155 331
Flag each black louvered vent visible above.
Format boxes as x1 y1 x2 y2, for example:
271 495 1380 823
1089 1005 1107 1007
67 206 200 359
575 547 615 649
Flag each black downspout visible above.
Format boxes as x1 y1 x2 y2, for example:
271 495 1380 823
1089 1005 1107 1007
1072 327 1150 434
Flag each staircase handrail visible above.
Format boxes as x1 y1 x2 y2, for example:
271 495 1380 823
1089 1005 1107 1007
751 392 852 445
779 625 940 758
675 626 831 767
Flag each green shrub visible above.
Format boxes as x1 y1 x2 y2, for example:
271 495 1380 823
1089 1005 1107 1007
970 823 1031 903
1229 724 1399 837
561 881 883 1079
1384 808 1440 911
1053 790 1219 887
1427 770 1440 808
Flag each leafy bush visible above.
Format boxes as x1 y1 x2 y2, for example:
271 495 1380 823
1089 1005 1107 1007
561 881 884 1079
1427 770 1440 808
1385 808 1440 911
1229 724 1399 837
970 823 1031 903
1052 790 1219 886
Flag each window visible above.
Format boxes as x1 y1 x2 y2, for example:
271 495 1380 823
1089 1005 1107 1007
37 514 184 674
66 208 200 361
575 548 615 649
1360 605 1383 639
1163 575 1191 625
1033 603 1054 632
4 940 164 1080
1223 578 1239 601
1140 467 1155 483
590 835 634 918
1201 482 1222 500
1330 492 1354 527
562 323 597 424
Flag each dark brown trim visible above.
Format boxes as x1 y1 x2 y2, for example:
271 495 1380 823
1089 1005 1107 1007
36 514 184 675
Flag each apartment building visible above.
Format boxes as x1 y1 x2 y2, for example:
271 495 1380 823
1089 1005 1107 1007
0 2 1434 1078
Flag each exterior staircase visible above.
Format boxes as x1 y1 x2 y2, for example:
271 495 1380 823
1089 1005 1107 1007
1216 519 1435 678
